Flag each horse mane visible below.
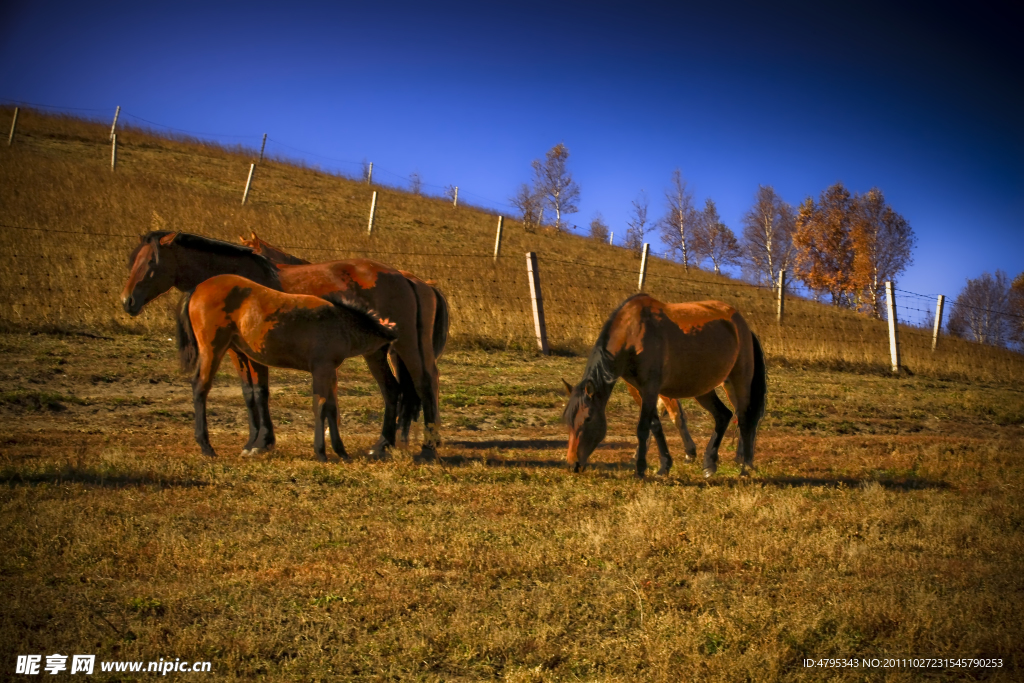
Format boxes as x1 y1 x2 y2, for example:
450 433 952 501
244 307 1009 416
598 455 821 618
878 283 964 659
585 293 647 385
563 295 643 424
133 231 280 283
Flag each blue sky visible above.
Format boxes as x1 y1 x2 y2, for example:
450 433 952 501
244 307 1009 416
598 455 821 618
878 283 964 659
2 0 1021 321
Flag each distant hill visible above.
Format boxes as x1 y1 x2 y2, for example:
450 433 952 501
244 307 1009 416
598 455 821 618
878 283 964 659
1 106 1021 383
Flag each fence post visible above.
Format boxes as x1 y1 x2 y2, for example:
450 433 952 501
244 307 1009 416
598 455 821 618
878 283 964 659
638 243 650 291
885 281 901 373
366 161 373 185
526 252 549 355
609 231 613 246
258 133 267 163
7 107 18 146
110 134 117 171
367 190 378 234
932 294 945 351
776 270 786 324
493 216 503 261
109 105 120 141
453 186 458 208
241 163 255 204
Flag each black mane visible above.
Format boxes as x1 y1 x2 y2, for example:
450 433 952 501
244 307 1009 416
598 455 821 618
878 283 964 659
131 231 280 286
563 294 643 424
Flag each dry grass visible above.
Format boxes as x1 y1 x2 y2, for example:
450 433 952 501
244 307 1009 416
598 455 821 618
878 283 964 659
0 332 1022 680
1 106 1022 384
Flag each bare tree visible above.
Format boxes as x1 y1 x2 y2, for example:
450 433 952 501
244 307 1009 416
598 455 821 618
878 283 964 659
1012 272 1024 347
741 185 795 289
693 198 741 275
510 183 542 233
851 188 916 318
658 169 699 272
624 191 652 256
947 270 1014 347
532 143 580 232
408 171 423 196
588 212 610 242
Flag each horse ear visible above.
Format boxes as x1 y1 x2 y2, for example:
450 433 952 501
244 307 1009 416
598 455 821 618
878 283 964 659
584 380 595 399
561 378 573 396
159 232 178 246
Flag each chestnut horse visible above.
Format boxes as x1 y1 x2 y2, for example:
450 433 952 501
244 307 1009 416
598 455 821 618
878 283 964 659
563 294 767 478
176 275 397 460
237 231 449 445
121 231 447 461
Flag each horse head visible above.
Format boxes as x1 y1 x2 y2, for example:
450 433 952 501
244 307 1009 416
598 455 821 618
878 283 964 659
120 231 179 316
561 377 607 473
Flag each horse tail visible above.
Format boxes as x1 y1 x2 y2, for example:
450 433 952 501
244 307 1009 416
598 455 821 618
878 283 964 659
431 285 449 360
746 332 768 430
175 291 199 376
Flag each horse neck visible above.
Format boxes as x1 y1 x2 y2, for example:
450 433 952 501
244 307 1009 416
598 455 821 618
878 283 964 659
173 244 280 291
584 342 624 402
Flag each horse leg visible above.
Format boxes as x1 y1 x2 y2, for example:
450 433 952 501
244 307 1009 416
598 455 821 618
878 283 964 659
633 396 661 479
363 347 400 459
662 398 698 462
723 378 755 475
650 413 672 476
694 390 733 478
249 361 275 454
228 351 260 454
393 354 421 446
312 367 346 462
192 346 228 458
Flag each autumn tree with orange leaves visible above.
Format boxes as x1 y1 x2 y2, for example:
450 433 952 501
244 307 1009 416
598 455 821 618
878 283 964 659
792 182 857 306
851 188 916 317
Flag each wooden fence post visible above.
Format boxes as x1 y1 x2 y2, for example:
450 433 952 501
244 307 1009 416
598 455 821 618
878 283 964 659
493 216 503 261
932 294 945 351
110 134 117 171
777 270 786 324
258 133 267 163
453 186 458 208
241 163 255 204
526 252 549 355
367 190 378 234
885 281 901 373
638 243 650 291
366 161 373 185
7 107 18 146
608 231 613 246
109 105 120 141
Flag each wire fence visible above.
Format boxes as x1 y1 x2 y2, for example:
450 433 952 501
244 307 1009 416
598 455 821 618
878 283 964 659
2 102 1022 383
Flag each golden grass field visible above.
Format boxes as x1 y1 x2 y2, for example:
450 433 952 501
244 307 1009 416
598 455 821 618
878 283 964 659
1 108 1023 680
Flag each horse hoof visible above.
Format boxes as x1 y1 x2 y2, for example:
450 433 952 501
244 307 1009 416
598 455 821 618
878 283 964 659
683 455 695 463
703 468 715 479
314 453 328 463
656 469 670 476
367 439 392 461
240 448 251 456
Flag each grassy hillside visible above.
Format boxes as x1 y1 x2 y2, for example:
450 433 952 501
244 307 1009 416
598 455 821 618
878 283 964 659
1 105 1022 387
1 333 1022 680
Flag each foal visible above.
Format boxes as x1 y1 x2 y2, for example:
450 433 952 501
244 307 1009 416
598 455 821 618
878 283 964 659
176 274 397 460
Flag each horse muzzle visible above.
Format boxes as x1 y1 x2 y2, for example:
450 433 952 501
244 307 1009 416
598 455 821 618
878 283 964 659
121 294 141 316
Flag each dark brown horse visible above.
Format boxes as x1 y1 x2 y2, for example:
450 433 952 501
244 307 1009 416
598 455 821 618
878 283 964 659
237 230 449 445
563 294 767 478
120 231 448 461
176 275 397 460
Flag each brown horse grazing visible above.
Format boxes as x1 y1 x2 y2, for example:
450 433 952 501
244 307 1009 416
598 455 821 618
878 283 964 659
237 231 449 446
562 294 767 478
121 231 448 461
176 275 397 460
